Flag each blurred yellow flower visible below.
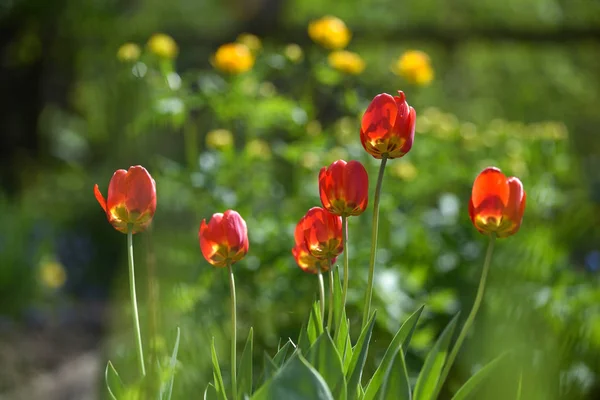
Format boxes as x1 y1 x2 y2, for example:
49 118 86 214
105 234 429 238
391 160 418 181
206 129 234 150
117 42 141 62
328 50 365 75
212 43 255 74
308 16 351 50
393 50 434 86
237 33 262 53
39 258 67 290
284 44 304 63
246 139 272 160
147 33 179 59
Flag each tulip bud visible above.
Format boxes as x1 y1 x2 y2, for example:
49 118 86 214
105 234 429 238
319 160 369 217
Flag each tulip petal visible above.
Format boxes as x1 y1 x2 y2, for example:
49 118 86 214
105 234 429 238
106 169 128 214
94 184 107 212
124 166 157 215
360 93 397 142
471 167 510 209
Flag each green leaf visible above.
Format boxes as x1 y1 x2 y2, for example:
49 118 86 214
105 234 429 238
297 321 310 352
377 349 411 400
307 332 347 400
105 360 124 400
205 383 219 400
262 352 278 384
160 327 181 400
363 305 424 400
251 354 334 400
238 328 254 399
211 337 228 400
413 313 460 400
332 266 352 370
347 312 377 400
308 300 324 345
273 339 294 367
451 353 507 400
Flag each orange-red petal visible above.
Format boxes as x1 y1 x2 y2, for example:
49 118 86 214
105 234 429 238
94 184 107 212
360 93 397 142
471 167 510 210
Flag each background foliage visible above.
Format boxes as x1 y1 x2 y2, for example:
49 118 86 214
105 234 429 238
1 0 600 398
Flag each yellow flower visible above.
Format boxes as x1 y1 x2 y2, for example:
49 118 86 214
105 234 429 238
237 33 261 53
147 33 178 59
284 44 304 63
206 129 234 150
39 258 67 290
393 50 434 86
246 139 272 160
117 42 141 62
308 16 351 50
391 160 418 181
212 43 255 74
327 50 365 75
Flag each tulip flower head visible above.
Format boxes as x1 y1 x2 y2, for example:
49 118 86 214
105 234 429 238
360 91 416 159
469 167 526 238
94 166 157 234
199 210 249 267
295 207 343 261
292 243 334 274
319 160 369 217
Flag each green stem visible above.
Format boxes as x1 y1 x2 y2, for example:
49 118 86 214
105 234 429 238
228 263 237 399
127 227 146 377
327 266 334 333
317 267 326 329
339 215 349 334
362 156 388 328
434 233 496 398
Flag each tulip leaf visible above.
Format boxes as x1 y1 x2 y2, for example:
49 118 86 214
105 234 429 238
298 321 310 352
377 349 411 400
237 327 254 399
205 383 219 400
515 371 523 400
105 360 124 400
159 326 181 400
273 339 295 367
451 353 507 400
211 337 228 400
413 313 460 400
347 312 377 400
363 305 424 400
261 352 279 384
332 266 353 370
251 353 334 400
307 332 347 400
308 300 324 345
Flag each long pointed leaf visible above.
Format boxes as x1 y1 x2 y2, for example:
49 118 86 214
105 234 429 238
261 352 278 384
273 339 294 367
237 328 254 399
105 361 124 400
364 305 424 400
347 312 377 400
307 332 347 400
205 383 219 400
211 337 228 400
160 327 181 400
515 371 522 400
413 313 460 400
308 300 324 345
251 354 334 400
378 349 411 400
451 353 507 400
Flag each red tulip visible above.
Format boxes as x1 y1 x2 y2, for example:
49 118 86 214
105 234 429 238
319 160 369 217
94 165 157 234
469 167 526 238
295 207 343 260
360 90 416 159
199 210 249 267
292 243 334 274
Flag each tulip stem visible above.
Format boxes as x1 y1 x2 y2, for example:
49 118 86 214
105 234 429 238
362 156 388 329
433 233 496 398
227 263 237 399
327 266 334 333
339 215 349 334
317 267 326 329
127 227 146 377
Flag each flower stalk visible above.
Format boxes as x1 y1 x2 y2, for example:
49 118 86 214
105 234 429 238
362 156 388 328
127 226 146 377
228 262 238 399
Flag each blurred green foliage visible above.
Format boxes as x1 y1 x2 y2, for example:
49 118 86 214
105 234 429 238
1 0 600 398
